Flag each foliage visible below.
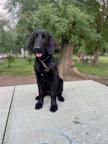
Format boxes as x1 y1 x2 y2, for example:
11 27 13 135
0 17 17 54
2 0 108 64
8 0 99 52
83 0 108 57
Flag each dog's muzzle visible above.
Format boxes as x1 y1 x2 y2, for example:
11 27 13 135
34 47 43 58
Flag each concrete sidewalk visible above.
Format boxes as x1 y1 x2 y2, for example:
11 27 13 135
0 80 108 144
0 86 15 144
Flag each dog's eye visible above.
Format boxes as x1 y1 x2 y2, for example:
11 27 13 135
36 33 38 38
42 34 45 39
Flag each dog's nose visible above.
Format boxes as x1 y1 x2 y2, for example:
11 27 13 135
34 47 41 52
34 47 41 50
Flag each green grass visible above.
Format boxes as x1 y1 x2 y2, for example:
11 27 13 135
73 56 108 77
0 58 34 76
0 56 108 77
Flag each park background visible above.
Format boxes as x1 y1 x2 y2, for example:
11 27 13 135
0 0 108 86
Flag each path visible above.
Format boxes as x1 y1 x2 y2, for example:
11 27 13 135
0 80 108 144
0 74 108 87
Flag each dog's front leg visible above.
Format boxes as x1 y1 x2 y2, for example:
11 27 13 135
35 80 44 110
50 80 58 112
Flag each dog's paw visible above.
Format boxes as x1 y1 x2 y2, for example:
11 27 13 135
35 96 40 101
50 105 58 112
35 103 43 110
58 96 65 102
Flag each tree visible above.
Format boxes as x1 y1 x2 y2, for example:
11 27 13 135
83 0 108 64
0 14 16 67
30 1 97 76
7 0 101 76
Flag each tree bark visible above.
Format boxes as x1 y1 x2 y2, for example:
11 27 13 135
94 46 99 64
58 43 75 78
94 2 105 64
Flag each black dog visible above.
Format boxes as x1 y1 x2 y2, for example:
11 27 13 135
27 29 64 112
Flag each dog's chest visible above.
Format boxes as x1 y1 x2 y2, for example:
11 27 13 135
38 71 55 90
39 70 54 81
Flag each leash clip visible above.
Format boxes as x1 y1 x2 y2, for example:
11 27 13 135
41 61 49 72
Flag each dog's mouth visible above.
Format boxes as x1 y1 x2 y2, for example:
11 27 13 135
35 52 43 58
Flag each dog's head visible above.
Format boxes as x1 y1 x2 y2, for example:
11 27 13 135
27 29 57 58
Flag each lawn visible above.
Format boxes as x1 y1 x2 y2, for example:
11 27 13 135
0 56 108 77
73 56 108 77
0 58 34 76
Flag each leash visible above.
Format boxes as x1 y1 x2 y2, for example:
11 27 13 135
39 55 50 72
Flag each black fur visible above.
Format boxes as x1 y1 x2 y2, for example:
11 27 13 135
27 29 64 112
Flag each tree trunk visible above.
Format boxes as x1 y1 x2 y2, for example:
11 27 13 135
93 2 104 64
94 46 99 64
58 43 75 78
8 59 11 68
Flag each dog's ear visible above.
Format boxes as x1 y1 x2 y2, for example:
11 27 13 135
27 31 35 52
47 33 57 54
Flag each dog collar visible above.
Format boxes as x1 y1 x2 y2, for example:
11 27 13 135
40 55 50 63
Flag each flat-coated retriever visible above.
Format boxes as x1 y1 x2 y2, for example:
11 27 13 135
27 29 64 112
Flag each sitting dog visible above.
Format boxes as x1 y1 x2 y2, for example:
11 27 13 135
27 29 64 112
